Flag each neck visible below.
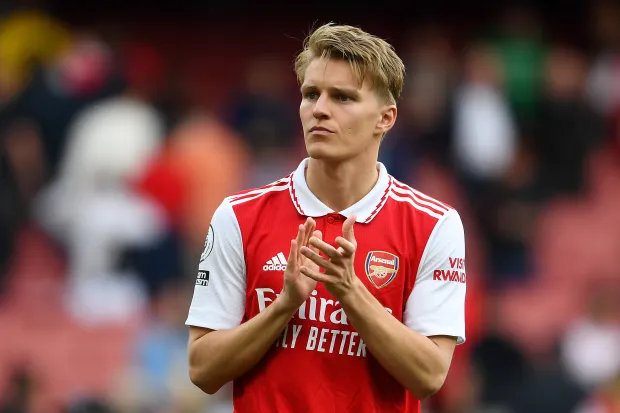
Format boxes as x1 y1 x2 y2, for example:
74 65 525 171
305 154 379 212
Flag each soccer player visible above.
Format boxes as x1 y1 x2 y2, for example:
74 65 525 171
186 23 466 412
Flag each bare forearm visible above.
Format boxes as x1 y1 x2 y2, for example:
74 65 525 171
189 298 297 394
339 281 450 399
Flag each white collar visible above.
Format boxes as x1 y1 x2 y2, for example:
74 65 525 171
288 158 392 224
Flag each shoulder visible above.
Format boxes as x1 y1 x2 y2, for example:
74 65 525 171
384 177 463 252
387 177 456 222
226 176 291 207
205 177 293 261
213 175 293 230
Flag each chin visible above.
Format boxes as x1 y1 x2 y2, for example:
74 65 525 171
305 142 341 160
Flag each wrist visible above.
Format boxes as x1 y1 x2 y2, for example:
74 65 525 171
337 277 366 307
273 293 302 316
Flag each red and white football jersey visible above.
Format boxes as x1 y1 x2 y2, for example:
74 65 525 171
186 158 467 413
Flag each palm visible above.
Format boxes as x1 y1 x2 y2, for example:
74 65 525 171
291 242 319 292
282 220 320 307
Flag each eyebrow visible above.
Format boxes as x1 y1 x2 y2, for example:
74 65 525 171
301 85 361 97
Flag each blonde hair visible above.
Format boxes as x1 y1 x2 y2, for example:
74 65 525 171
294 23 405 105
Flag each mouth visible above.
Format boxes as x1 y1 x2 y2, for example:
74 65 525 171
309 126 334 133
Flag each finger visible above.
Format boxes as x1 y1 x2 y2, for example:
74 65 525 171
308 236 341 260
307 217 316 234
342 215 357 244
310 230 322 252
300 246 339 272
335 236 356 256
300 266 332 283
295 224 306 247
287 239 298 271
302 218 315 247
294 224 306 267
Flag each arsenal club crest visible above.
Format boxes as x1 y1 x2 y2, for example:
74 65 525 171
365 251 399 289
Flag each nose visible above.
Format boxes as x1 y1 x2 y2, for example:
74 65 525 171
312 94 330 119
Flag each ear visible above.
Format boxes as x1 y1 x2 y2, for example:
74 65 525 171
375 105 397 137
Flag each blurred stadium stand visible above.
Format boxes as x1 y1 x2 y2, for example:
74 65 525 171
0 1 619 412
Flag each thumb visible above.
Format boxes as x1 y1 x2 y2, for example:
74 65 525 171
343 215 356 243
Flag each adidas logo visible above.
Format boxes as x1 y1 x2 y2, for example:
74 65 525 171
263 252 288 271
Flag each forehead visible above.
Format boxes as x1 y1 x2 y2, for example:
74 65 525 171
302 58 371 91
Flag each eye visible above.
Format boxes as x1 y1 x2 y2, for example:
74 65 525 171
337 94 351 102
305 91 319 100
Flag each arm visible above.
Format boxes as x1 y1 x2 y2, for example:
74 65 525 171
188 298 298 394
338 281 456 399
186 199 319 394
300 210 466 399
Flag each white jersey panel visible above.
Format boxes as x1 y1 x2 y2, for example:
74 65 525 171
403 209 467 344
186 198 246 330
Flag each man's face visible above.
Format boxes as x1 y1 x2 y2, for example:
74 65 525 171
299 58 395 162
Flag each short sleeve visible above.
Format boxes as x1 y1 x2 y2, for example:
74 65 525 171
186 198 246 330
403 209 466 344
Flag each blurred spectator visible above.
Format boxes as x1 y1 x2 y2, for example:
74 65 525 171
111 281 208 413
450 42 537 283
380 24 455 181
452 42 517 185
37 92 165 241
560 281 620 390
537 45 607 196
226 55 297 153
119 41 177 134
511 347 586 413
586 1 620 119
471 332 529 412
1 118 46 205
490 3 547 125
0 9 71 104
226 55 299 186
473 302 586 413
33 54 167 324
124 111 250 299
135 111 250 250
468 296 530 413
477 140 546 284
0 34 123 180
0 145 21 293
0 365 36 413
575 373 620 413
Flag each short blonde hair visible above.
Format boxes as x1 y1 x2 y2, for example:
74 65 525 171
294 23 405 105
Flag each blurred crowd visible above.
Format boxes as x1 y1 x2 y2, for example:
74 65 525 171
1 2 620 413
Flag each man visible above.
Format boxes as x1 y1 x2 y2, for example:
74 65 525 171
186 23 467 412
